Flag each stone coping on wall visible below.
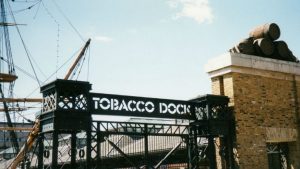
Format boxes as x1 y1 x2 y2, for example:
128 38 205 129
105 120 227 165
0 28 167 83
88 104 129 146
266 127 298 143
205 52 300 80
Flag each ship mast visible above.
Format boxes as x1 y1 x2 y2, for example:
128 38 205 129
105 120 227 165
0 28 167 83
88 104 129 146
0 0 19 153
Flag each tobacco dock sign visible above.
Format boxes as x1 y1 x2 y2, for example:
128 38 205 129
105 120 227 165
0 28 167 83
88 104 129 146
91 93 200 119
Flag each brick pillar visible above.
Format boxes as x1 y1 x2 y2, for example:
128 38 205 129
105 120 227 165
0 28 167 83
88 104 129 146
205 53 300 169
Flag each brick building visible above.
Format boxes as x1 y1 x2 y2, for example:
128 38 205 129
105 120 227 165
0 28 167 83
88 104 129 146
205 52 300 169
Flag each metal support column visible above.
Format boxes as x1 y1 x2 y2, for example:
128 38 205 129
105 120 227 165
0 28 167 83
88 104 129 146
86 128 92 169
186 136 190 169
188 126 199 169
71 132 77 168
207 102 217 169
225 136 234 169
37 134 44 169
208 136 217 169
144 124 149 169
52 132 58 169
96 123 101 168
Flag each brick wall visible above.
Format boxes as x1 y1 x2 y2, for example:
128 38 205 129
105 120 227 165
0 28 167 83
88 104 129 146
211 69 300 169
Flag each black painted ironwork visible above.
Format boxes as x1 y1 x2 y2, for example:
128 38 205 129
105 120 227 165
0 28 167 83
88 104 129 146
90 120 189 169
93 121 189 136
33 79 234 169
267 143 289 169
91 92 196 119
188 95 235 169
38 80 92 169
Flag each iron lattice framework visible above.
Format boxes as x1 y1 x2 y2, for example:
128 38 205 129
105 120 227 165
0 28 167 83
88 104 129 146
90 121 189 169
29 79 235 169
38 80 92 169
189 95 235 169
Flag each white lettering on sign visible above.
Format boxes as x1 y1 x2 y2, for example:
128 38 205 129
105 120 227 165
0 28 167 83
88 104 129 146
99 98 110 110
159 102 190 114
136 101 145 112
128 100 136 111
96 98 155 113
145 102 155 112
119 100 129 111
94 97 191 115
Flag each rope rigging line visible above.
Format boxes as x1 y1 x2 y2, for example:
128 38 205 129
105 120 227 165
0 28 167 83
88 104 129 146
6 0 41 87
52 0 85 42
1 1 16 77
33 0 41 19
56 23 59 77
6 0 48 82
70 51 85 80
42 2 60 78
0 106 38 122
15 110 34 123
75 46 90 80
25 47 82 98
0 30 4 72
2 0 44 125
41 1 61 78
75 54 86 80
0 56 43 84
0 82 40 123
5 0 42 15
1 0 17 127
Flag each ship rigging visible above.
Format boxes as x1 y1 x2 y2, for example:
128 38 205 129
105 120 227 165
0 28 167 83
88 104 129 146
0 1 91 166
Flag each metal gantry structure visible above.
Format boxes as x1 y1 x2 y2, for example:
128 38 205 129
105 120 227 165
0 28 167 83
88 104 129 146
27 79 235 169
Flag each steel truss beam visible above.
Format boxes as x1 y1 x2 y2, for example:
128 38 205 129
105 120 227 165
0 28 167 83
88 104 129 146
92 121 189 136
91 120 189 169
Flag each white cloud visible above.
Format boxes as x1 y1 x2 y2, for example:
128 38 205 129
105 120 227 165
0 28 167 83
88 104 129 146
93 36 113 43
167 0 213 24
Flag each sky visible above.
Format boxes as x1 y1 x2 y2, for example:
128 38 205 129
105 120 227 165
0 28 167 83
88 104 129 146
2 0 300 121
